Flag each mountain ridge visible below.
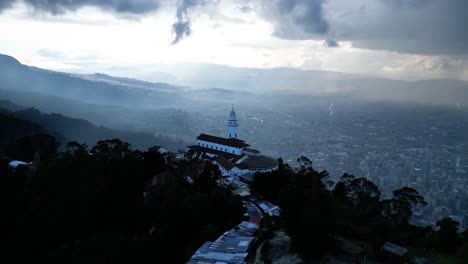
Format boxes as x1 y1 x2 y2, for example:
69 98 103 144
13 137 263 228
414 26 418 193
1 53 467 110
0 99 187 150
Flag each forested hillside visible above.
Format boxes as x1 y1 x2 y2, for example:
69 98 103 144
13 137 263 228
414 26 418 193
0 100 187 151
0 137 244 264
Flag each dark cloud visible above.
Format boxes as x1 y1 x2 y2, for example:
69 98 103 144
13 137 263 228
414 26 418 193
338 0 468 55
261 0 328 39
0 0 206 44
171 0 206 44
261 0 468 55
1 0 466 55
239 6 252 13
172 20 191 44
324 39 339 48
0 0 160 14
0 0 13 12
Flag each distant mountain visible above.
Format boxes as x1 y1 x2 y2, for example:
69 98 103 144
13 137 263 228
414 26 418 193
3 53 467 107
134 62 356 93
130 62 468 106
0 54 186 109
75 73 186 93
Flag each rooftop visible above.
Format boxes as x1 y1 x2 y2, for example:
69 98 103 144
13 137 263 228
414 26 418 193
382 242 408 256
188 145 239 160
209 235 254 253
8 160 30 168
238 221 259 232
188 232 254 264
216 156 236 170
236 155 279 170
197 133 250 148
243 148 260 154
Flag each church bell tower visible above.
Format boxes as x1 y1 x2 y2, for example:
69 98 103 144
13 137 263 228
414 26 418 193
227 105 239 139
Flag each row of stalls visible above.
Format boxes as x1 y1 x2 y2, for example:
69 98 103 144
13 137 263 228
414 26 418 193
188 176 280 263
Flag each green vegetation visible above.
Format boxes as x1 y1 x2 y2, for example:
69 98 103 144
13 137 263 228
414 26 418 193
0 135 243 264
252 156 468 262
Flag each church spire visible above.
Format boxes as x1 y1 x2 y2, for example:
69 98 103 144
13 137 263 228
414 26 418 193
227 105 239 139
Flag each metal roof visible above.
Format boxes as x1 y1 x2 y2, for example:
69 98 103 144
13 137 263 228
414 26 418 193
189 232 254 264
382 242 408 256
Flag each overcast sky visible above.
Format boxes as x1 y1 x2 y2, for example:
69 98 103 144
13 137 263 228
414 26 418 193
0 0 467 80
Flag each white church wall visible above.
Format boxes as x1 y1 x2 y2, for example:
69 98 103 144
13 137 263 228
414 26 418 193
230 167 246 175
196 140 242 155
227 126 238 139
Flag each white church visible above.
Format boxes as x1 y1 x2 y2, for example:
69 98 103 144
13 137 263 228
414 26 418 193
188 106 278 177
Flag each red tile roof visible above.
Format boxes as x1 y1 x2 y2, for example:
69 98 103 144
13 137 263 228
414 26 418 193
249 217 261 224
236 155 279 170
197 133 250 148
215 156 236 170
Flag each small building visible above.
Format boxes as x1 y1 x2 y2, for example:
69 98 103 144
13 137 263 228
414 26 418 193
381 242 408 263
144 168 174 191
257 201 281 216
8 160 32 176
7 160 33 182
8 160 30 169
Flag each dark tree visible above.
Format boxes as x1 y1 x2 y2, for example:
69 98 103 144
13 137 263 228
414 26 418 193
66 141 88 157
340 174 381 209
429 217 462 254
193 162 221 193
278 160 334 259
460 230 468 261
380 187 427 226
252 159 431 260
91 138 131 159
6 133 59 161
252 158 292 203
144 159 244 263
